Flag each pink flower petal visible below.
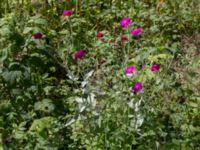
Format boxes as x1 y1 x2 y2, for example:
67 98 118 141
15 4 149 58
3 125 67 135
130 28 142 35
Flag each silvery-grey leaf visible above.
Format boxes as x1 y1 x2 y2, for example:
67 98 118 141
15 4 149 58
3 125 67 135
64 119 75 127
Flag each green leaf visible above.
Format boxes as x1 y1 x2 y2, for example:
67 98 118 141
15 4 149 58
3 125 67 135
29 116 55 133
23 27 33 34
188 102 198 108
0 48 8 62
28 16 47 25
34 99 55 113
2 70 22 86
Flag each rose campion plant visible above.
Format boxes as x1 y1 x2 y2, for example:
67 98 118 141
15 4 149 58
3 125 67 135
96 32 103 38
119 17 131 26
132 82 142 92
124 66 135 75
62 10 72 16
32 32 42 39
130 28 142 35
150 64 160 72
74 49 85 59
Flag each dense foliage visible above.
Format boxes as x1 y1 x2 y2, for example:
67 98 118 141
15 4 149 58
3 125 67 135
0 0 200 149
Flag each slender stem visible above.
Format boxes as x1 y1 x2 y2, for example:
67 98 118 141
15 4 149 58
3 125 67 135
0 7 1 18
68 17 74 48
123 25 131 68
104 103 108 150
76 0 78 15
5 0 9 15
122 42 126 68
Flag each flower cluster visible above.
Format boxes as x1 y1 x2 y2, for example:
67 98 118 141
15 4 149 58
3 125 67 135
124 63 160 92
119 17 142 36
119 17 160 92
31 10 160 93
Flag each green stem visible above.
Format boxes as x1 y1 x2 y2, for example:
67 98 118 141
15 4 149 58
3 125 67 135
76 0 78 15
123 25 131 68
68 17 74 48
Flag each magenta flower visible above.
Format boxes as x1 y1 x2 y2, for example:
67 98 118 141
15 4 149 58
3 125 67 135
120 35 127 42
96 32 103 38
119 17 131 27
74 49 85 59
124 66 135 75
32 32 42 39
132 82 142 92
130 28 142 35
150 64 160 72
62 10 72 16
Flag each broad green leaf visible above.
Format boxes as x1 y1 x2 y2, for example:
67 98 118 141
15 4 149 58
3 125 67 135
29 117 55 133
34 99 55 113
